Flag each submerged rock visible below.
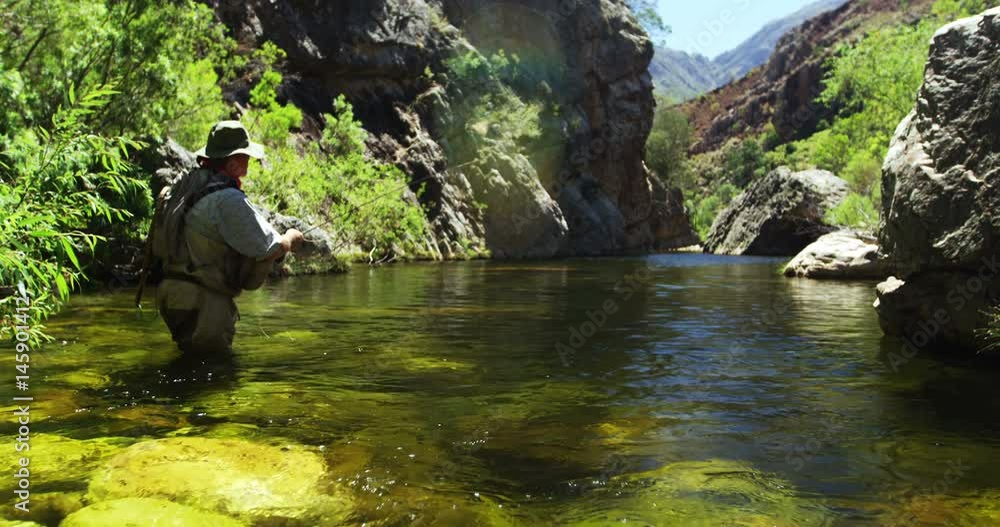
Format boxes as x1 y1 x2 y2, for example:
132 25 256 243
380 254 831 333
886 491 1000 526
1 434 133 493
784 231 887 279
0 520 45 527
60 498 246 527
556 459 831 525
87 437 353 525
876 7 1000 351
704 167 848 256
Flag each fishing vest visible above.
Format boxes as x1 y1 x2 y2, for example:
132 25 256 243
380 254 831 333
151 168 250 298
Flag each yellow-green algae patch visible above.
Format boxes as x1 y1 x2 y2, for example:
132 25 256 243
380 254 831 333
556 459 832 526
10 491 84 526
270 329 323 341
398 355 476 373
60 498 247 527
1 434 134 493
0 389 102 424
47 370 110 390
86 437 354 525
0 520 44 527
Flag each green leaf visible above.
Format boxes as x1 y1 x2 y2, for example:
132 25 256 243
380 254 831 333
60 237 81 270
54 272 69 299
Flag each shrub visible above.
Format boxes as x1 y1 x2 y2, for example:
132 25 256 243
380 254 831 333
444 50 542 146
723 138 767 188
646 103 692 186
242 50 429 259
824 192 879 230
0 83 147 343
932 0 991 19
1 0 244 139
687 182 739 240
841 150 883 194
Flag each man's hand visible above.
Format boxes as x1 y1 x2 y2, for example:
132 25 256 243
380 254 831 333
284 228 305 252
264 228 305 263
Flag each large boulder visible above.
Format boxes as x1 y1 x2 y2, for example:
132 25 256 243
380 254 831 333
876 7 1000 351
784 231 887 279
86 437 353 526
703 167 848 256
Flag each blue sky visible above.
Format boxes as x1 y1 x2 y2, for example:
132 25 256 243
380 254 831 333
656 0 821 58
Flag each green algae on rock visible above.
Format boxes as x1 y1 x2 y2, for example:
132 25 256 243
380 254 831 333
0 520 46 527
556 459 832 526
60 498 247 527
1 434 134 494
86 437 354 525
12 491 85 526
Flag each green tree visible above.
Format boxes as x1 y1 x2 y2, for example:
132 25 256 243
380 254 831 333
625 0 671 44
646 104 692 187
723 138 766 188
0 0 243 139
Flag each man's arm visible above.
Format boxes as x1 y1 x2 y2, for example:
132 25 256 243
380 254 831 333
240 229 304 291
214 191 305 290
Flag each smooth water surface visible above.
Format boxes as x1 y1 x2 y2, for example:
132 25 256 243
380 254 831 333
10 254 1000 525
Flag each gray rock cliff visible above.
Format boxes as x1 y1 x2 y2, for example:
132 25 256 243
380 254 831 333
875 7 1000 352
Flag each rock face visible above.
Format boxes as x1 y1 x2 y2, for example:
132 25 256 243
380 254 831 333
209 0 697 258
87 437 352 525
875 7 1000 351
703 167 848 256
784 231 886 279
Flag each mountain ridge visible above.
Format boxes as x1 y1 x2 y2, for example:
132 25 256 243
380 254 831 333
650 0 849 101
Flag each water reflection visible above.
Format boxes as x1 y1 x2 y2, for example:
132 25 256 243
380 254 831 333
19 255 1000 525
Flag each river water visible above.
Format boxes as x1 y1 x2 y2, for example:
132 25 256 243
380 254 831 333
15 255 1000 525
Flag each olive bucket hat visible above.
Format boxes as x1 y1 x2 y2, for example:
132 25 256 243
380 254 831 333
194 120 265 160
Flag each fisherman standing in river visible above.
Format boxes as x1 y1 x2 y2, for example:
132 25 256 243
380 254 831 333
140 121 305 353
